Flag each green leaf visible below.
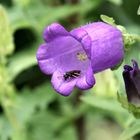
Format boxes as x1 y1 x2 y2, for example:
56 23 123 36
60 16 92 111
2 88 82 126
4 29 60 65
81 95 126 113
0 116 12 140
8 7 32 31
0 82 66 140
119 120 140 140
100 15 116 26
13 82 57 123
0 5 14 56
9 2 95 32
8 47 37 80
25 111 57 140
14 83 78 140
25 110 77 140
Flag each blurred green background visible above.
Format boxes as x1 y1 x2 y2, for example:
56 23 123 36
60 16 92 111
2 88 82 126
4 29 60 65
0 0 140 140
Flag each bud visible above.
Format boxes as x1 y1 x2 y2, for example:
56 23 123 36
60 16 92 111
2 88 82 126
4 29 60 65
123 60 140 106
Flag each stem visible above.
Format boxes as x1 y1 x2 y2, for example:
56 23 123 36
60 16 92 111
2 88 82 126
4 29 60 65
66 0 79 24
75 116 85 140
74 92 86 140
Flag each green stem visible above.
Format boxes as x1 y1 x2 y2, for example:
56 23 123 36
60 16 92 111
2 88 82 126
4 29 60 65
73 91 86 140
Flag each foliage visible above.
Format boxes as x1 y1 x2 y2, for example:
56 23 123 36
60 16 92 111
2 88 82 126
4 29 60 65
0 0 140 140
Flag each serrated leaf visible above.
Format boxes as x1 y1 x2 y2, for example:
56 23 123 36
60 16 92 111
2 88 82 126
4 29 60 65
119 120 140 140
0 5 14 56
81 95 126 113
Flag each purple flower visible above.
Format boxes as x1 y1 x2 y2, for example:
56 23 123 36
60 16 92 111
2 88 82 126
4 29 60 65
36 22 124 96
123 60 140 105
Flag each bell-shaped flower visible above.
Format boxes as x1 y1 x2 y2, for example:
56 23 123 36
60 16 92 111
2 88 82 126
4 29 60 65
123 60 140 105
36 22 124 96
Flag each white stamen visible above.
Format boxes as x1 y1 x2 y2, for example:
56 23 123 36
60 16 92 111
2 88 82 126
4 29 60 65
77 52 87 61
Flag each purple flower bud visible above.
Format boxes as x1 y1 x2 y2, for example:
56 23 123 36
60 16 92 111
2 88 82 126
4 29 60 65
36 22 124 96
123 60 140 105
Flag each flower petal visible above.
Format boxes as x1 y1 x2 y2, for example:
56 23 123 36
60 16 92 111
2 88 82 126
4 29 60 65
43 23 69 42
76 64 95 89
91 26 123 72
81 22 124 73
124 65 133 71
123 68 140 104
70 28 92 58
132 59 139 70
51 70 77 96
36 44 57 74
37 36 85 74
130 60 140 94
